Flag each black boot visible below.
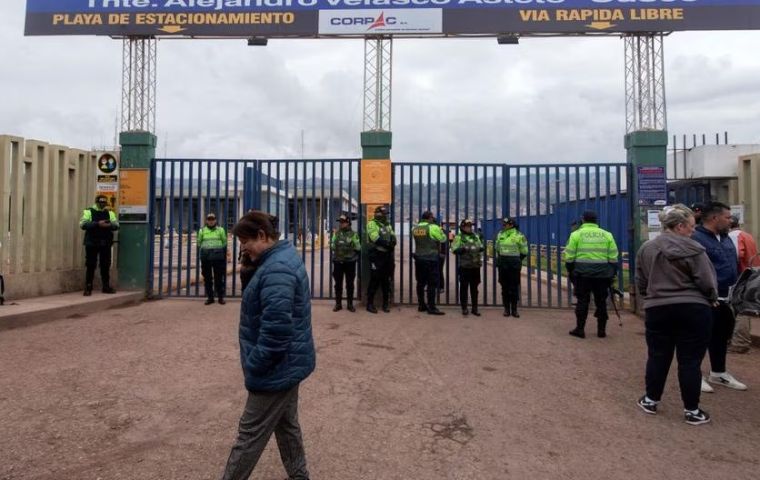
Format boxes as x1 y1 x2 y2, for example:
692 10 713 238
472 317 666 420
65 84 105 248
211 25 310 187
502 292 510 317
84 284 93 296
418 303 428 312
205 297 215 305
511 302 520 318
102 285 116 294
218 297 226 305
347 295 356 312
471 298 480 317
333 291 343 312
597 319 608 338
569 318 586 338
462 307 469 316
366 303 378 314
382 293 391 313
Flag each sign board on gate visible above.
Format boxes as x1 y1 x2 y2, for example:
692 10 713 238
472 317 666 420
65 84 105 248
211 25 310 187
25 1 760 37
119 168 150 223
95 151 119 211
637 166 667 206
361 159 392 205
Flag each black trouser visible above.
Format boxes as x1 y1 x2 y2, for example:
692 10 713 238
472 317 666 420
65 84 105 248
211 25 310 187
201 257 226 300
498 265 521 309
574 276 610 332
85 245 112 289
708 302 736 373
222 384 309 480
415 258 440 309
458 267 481 312
367 252 394 306
332 261 357 303
645 303 712 411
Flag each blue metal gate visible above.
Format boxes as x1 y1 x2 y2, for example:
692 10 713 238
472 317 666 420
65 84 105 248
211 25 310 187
392 163 630 308
150 158 629 307
149 158 361 299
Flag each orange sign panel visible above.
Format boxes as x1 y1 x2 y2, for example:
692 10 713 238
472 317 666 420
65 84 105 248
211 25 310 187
119 169 149 207
361 159 392 205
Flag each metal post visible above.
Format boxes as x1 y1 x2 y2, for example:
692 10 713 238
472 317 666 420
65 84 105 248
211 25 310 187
363 37 393 132
121 37 157 133
624 33 666 133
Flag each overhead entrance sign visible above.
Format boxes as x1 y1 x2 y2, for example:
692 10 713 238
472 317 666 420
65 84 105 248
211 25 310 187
25 1 760 37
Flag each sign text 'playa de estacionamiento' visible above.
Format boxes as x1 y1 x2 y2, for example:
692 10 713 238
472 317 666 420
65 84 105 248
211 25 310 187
25 0 760 37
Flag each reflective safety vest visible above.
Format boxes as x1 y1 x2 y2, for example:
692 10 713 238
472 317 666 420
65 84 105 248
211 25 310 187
495 228 528 268
564 223 618 278
367 219 396 253
331 229 360 263
198 226 227 250
79 205 119 246
452 232 484 269
412 221 445 261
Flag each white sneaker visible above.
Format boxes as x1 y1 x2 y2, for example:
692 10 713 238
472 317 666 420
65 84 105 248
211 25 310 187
708 372 748 391
701 378 715 393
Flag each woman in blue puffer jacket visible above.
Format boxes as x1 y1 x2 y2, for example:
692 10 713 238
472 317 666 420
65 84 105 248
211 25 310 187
221 211 315 480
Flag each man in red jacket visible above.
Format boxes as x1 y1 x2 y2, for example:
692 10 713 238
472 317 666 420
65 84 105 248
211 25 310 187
728 216 758 353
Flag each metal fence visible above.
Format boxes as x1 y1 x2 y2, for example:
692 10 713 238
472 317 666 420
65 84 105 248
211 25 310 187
149 158 361 299
392 163 629 308
150 158 629 308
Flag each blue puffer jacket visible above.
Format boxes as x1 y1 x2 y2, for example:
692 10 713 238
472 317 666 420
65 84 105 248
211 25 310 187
238 240 316 392
692 225 738 297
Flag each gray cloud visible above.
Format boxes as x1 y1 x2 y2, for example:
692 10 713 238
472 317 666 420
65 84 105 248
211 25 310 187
2 4 759 164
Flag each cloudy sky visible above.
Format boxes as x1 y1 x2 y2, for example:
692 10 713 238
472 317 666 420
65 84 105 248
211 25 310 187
2 2 760 165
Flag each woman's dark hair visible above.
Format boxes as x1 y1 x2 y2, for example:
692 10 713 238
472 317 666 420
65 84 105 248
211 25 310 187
232 210 278 240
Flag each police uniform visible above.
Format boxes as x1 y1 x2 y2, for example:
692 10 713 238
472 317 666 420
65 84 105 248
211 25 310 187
412 213 447 315
452 219 484 316
495 218 528 317
564 216 619 338
366 206 397 313
198 216 228 304
330 215 361 312
79 198 120 295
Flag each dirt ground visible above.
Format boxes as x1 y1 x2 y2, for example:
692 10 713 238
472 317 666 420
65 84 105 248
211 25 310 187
1 300 758 480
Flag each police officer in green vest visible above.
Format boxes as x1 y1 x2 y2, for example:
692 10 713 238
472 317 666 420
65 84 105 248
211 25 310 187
452 218 485 317
413 211 447 315
565 210 619 338
366 205 397 314
495 217 528 317
330 214 361 313
197 212 228 305
79 194 120 296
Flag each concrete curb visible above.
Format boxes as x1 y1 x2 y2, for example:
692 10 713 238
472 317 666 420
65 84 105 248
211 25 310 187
0 291 144 332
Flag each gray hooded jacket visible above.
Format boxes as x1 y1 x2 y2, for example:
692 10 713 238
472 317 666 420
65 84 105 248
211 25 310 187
636 232 718 309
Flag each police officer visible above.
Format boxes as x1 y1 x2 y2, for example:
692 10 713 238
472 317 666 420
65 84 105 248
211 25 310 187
495 217 528 317
366 205 396 314
197 213 228 305
330 214 361 312
79 194 119 296
413 211 447 315
565 210 619 338
452 219 484 316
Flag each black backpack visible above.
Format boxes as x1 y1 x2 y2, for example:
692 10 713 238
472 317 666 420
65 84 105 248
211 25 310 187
729 255 760 316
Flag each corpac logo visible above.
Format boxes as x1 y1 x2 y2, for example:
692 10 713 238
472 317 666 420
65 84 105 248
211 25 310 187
320 9 442 35
329 12 398 30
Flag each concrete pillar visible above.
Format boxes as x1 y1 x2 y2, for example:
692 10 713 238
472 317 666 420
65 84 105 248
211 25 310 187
360 131 392 306
625 130 668 312
118 131 157 293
